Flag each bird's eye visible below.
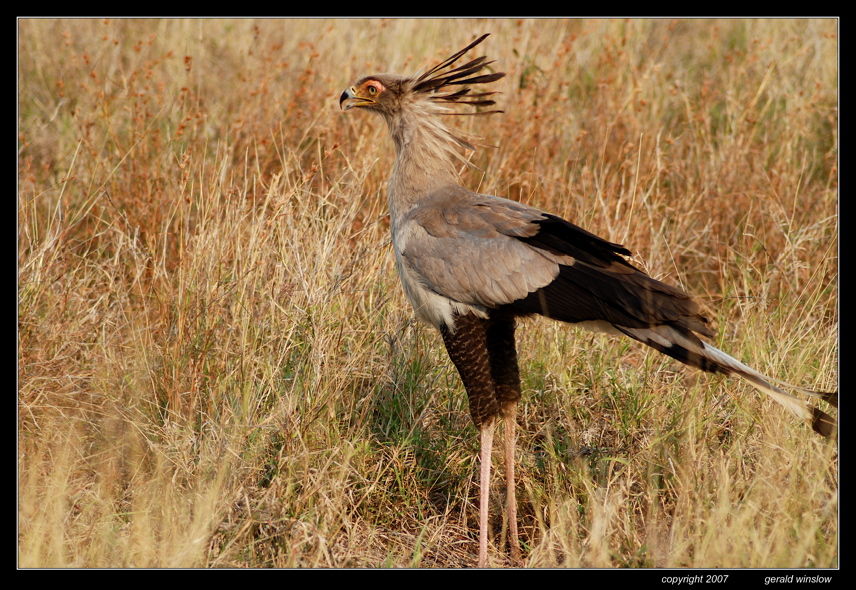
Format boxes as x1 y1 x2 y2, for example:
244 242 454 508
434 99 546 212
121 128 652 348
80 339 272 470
367 84 378 95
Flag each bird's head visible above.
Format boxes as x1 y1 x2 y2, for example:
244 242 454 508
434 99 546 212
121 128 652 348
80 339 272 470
339 34 505 121
340 74 407 117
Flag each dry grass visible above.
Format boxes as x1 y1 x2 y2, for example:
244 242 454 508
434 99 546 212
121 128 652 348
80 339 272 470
18 18 837 568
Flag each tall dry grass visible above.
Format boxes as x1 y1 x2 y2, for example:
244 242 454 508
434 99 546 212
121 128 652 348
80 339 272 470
18 18 837 568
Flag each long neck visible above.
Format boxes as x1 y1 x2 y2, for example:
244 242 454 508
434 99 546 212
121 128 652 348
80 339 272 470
383 102 464 221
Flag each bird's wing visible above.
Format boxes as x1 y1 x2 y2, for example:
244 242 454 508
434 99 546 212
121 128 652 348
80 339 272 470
398 184 711 335
398 185 559 310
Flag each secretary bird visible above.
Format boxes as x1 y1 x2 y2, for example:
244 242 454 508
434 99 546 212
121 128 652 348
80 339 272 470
340 34 837 567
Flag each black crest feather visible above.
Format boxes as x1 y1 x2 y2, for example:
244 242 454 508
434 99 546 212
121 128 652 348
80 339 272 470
413 34 506 114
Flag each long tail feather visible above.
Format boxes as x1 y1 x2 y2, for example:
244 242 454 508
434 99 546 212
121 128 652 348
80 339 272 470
617 324 837 438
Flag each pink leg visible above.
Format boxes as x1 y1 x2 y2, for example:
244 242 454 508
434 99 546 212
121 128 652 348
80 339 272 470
504 404 520 563
478 420 495 568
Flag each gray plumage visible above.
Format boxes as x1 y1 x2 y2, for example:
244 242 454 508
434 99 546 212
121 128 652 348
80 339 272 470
340 34 837 567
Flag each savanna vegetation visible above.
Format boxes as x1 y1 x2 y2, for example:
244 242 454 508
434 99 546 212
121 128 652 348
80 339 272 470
19 18 837 567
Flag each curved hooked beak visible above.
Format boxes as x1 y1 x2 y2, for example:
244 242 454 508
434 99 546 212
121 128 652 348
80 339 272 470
340 87 374 111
